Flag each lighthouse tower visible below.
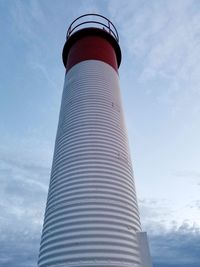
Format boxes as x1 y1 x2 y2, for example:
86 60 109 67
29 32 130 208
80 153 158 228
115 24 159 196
38 14 152 267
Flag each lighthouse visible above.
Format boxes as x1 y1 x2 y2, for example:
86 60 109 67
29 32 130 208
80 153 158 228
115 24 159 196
38 14 152 267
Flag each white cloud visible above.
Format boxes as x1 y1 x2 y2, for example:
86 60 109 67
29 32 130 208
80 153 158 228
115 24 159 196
139 198 200 265
107 0 200 116
0 152 49 266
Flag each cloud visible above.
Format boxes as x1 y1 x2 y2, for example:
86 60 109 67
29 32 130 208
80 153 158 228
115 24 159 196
0 221 40 267
139 198 200 266
176 170 200 179
9 0 64 96
29 61 58 90
10 0 46 43
139 198 175 233
109 0 200 81
150 222 200 266
0 144 50 266
107 0 200 115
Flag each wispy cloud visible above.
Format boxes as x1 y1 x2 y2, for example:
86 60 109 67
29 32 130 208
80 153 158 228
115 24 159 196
108 0 200 115
9 0 63 95
139 198 174 232
10 0 46 43
0 150 50 267
29 61 58 90
176 170 200 179
0 128 52 266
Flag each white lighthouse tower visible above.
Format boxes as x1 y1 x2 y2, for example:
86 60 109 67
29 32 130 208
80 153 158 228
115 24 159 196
38 14 152 267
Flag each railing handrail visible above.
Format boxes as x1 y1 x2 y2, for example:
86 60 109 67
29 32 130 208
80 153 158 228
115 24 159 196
67 14 119 42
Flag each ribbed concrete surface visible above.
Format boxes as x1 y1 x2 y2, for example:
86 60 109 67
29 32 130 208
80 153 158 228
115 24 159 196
38 60 142 267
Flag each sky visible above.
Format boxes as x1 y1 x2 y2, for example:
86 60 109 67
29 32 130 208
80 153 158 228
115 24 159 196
0 0 200 266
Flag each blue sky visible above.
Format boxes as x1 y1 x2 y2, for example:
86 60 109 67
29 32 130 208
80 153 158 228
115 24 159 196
0 0 200 266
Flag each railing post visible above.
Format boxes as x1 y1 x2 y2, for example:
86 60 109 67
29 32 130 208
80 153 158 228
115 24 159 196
108 20 111 34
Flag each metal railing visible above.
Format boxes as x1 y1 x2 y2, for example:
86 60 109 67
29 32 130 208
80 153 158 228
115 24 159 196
67 14 119 42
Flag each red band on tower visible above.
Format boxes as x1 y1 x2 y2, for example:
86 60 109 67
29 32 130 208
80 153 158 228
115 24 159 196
66 35 118 72
63 28 121 73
